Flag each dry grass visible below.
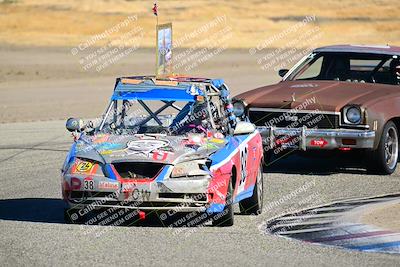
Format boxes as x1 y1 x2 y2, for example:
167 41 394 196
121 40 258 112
0 0 399 48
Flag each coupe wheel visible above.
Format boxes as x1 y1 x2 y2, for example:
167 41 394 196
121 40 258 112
239 162 264 215
368 121 399 174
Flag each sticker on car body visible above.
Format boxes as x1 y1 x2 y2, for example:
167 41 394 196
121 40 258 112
126 139 170 157
98 181 119 190
76 161 94 173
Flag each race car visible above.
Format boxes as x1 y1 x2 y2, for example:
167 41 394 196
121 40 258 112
62 76 263 226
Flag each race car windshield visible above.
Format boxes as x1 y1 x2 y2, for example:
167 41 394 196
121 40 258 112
286 52 398 85
97 99 216 135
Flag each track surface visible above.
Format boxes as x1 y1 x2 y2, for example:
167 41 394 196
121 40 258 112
0 121 399 266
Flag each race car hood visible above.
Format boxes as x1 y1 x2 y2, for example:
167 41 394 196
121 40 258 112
74 133 227 165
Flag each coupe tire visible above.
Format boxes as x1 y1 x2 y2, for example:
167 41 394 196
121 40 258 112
212 180 234 227
64 208 75 224
367 121 399 174
239 163 264 215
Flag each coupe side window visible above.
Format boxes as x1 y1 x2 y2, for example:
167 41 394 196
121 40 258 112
350 59 381 72
370 59 393 85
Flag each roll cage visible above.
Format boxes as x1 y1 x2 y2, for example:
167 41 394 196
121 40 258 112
97 76 236 135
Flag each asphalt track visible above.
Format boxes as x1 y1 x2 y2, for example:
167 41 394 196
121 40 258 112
0 121 399 266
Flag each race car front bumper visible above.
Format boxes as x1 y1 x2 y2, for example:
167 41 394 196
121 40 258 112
66 191 211 213
257 126 376 151
62 174 226 215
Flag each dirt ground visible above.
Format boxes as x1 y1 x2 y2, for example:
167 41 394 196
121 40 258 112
0 0 399 48
1 1 399 123
0 45 279 123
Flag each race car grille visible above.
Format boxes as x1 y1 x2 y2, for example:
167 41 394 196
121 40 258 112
159 193 208 202
249 110 339 129
73 200 208 208
70 191 116 199
113 162 164 180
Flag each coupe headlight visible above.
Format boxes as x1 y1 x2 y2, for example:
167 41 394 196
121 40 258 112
171 160 209 178
344 106 362 124
233 101 246 117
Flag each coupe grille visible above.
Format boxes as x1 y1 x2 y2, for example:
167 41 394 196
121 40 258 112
249 110 339 129
113 162 164 179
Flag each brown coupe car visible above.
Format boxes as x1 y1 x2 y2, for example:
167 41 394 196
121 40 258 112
235 45 400 174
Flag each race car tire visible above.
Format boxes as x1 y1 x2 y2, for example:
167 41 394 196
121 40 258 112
367 121 399 175
64 208 93 224
64 208 85 224
239 162 263 215
212 180 234 227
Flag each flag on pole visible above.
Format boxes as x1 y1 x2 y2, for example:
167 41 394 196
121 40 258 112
152 3 158 16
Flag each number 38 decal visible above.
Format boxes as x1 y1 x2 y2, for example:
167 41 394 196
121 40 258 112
84 179 94 190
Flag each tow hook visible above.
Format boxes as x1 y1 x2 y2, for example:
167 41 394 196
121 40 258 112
138 210 146 220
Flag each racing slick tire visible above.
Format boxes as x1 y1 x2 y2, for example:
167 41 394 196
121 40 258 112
64 208 85 224
64 208 88 224
367 121 399 175
239 163 263 215
212 180 234 227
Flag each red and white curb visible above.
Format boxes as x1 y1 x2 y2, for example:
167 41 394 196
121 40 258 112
264 193 400 254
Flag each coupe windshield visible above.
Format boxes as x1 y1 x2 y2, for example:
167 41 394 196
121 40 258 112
97 98 221 136
287 52 400 85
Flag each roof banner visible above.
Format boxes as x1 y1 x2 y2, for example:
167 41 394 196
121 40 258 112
156 23 173 78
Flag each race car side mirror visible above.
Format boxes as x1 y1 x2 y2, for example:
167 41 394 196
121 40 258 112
233 121 255 135
66 118 86 132
278 69 289 77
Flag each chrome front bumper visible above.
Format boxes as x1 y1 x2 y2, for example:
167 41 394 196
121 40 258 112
257 126 375 151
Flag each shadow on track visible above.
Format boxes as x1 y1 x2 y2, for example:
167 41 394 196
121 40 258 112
264 151 370 175
0 198 210 227
0 198 66 224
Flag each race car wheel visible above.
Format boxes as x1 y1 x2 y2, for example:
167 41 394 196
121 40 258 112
64 208 76 224
212 180 234 227
64 208 86 224
239 162 263 215
367 121 399 174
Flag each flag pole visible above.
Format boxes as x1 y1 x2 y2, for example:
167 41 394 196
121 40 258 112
153 2 158 26
153 2 158 77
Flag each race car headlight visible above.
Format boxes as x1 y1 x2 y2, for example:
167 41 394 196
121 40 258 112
233 101 246 117
343 106 362 124
171 160 209 178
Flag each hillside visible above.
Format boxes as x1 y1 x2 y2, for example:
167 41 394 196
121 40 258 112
0 0 399 48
